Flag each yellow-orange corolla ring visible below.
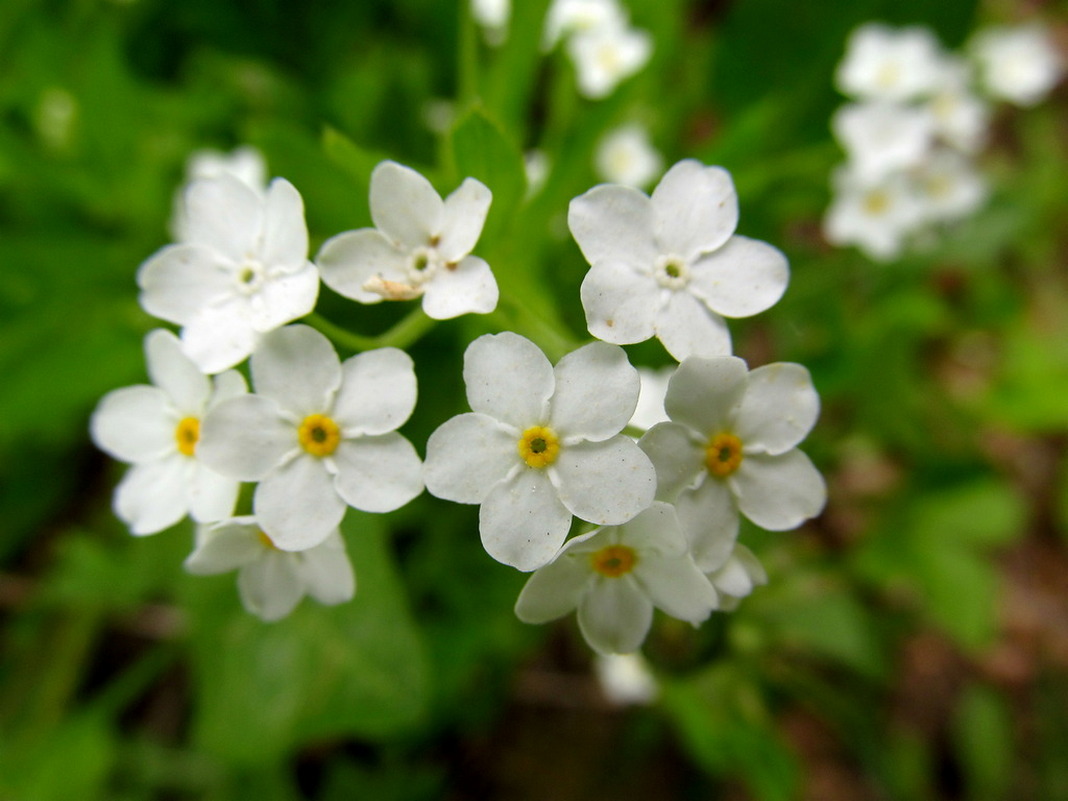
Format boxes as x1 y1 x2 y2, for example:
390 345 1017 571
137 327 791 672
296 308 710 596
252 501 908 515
298 413 342 457
517 425 560 469
590 545 637 578
175 417 201 456
705 432 744 478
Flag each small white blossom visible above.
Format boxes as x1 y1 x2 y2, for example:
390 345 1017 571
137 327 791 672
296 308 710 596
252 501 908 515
569 159 789 360
911 148 988 224
472 0 510 45
823 166 924 261
90 330 246 535
971 23 1063 107
423 332 656 572
593 652 658 705
139 174 320 374
316 161 498 319
595 122 662 189
832 101 935 182
925 60 989 153
567 21 652 99
836 23 948 102
706 542 767 612
198 325 424 551
542 0 626 50
514 502 718 654
639 357 825 570
524 149 551 197
185 516 355 622
171 146 268 242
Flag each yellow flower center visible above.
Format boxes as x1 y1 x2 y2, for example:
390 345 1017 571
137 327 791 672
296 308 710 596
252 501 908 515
175 417 200 456
257 530 278 550
517 425 560 469
298 413 342 457
863 189 890 216
591 545 637 578
705 432 744 478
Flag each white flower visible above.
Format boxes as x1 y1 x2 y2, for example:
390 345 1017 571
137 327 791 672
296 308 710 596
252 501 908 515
423 332 657 572
835 23 948 102
706 542 767 612
567 22 652 99
139 174 320 374
638 357 825 570
524 149 550 197
832 101 935 182
569 159 789 360
925 60 989 153
90 329 246 535
971 23 1063 107
472 0 510 45
316 161 498 320
593 652 658 705
823 166 924 261
542 0 626 50
911 148 987 224
198 325 424 551
171 145 268 242
595 122 662 189
514 502 718 654
185 516 355 622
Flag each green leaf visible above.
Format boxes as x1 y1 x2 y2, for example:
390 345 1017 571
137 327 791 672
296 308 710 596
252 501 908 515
186 511 429 764
954 683 1013 801
911 479 1025 548
913 541 998 652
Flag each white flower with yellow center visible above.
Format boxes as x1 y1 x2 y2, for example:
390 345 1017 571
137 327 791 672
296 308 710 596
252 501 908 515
90 329 247 535
567 21 652 100
595 122 663 189
911 148 987 224
514 502 718 654
835 23 947 102
970 23 1063 107
423 332 657 572
185 516 355 622
139 174 319 374
315 161 498 320
197 325 423 551
569 159 789 360
823 165 924 261
638 356 825 570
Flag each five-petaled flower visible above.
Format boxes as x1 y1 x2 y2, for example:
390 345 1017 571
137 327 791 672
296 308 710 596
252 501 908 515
423 332 656 572
197 325 424 551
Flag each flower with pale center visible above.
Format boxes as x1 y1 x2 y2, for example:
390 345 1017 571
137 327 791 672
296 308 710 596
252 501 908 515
638 356 825 570
423 332 657 572
569 159 789 360
90 329 247 535
542 0 626 50
970 23 1063 107
139 173 319 374
197 325 423 551
595 122 663 189
514 502 718 654
185 516 355 622
911 148 987 224
831 101 935 182
823 165 924 261
567 20 652 99
316 161 498 320
835 23 948 102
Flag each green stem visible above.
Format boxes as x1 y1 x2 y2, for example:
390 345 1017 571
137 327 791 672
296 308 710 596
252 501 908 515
305 308 436 353
458 1 479 108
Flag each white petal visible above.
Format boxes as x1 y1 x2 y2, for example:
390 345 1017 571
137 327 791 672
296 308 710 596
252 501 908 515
732 449 826 531
421 255 499 319
247 263 319 332
674 480 740 572
145 329 210 414
637 423 704 502
651 161 738 262
514 555 591 623
198 395 295 480
577 577 653 655
184 519 262 574
137 244 233 325
579 260 659 345
567 184 658 268
180 300 258 374
208 370 248 408
114 456 193 535
332 348 417 435
463 332 553 427
298 531 356 605
438 177 492 262
237 552 304 621
251 325 341 416
614 501 688 556
254 455 347 551
552 437 656 526
181 174 262 259
91 385 174 463
689 235 789 318
663 355 747 436
316 229 409 303
709 547 764 598
549 342 638 440
370 161 444 249
633 554 718 623
333 433 424 513
734 363 819 455
479 468 572 571
654 290 732 361
424 413 519 504
260 178 309 268
188 463 240 523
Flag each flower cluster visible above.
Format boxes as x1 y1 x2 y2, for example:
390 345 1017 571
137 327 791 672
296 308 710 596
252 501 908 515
824 20 1062 261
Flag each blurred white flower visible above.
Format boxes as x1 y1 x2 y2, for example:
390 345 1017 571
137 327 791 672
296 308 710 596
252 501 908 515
542 0 626 50
472 0 510 46
524 149 550 197
423 332 656 572
911 148 988 224
836 23 947 102
831 101 935 181
567 21 652 99
593 652 658 705
514 502 718 654
823 166 924 261
971 23 1063 107
186 517 355 622
925 60 989 153
316 160 499 319
569 159 789 360
90 329 246 535
638 357 825 570
198 325 424 552
595 122 662 189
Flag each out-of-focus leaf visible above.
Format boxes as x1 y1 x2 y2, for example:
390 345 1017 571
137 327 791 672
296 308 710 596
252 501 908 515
954 682 1013 801
911 480 1025 548
0 712 115 801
